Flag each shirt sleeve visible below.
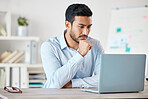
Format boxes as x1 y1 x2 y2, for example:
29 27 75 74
72 40 104 88
41 41 84 88
72 75 99 88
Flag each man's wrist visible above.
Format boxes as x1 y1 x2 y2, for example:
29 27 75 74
78 51 85 57
63 81 72 88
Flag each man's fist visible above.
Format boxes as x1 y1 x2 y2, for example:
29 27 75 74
78 40 92 57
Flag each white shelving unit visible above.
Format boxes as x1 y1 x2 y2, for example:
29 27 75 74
0 36 43 87
0 11 44 88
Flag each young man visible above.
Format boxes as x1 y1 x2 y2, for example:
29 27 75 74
41 4 104 88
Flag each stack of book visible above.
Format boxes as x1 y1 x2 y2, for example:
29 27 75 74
28 68 46 88
0 50 25 63
10 67 29 88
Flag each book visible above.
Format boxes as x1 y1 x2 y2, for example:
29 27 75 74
31 41 37 64
0 24 7 36
0 68 5 88
11 67 20 87
29 74 45 79
29 79 45 83
0 51 11 62
13 54 25 63
20 67 28 88
25 41 32 64
8 51 25 63
2 50 18 63
25 41 37 64
29 82 44 88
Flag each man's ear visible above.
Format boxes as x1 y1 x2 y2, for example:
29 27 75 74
65 21 71 29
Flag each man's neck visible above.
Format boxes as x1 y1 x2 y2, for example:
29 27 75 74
65 31 79 50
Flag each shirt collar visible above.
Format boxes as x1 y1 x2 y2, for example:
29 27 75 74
59 30 68 50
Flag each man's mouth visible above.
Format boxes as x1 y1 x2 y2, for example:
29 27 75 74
79 35 88 40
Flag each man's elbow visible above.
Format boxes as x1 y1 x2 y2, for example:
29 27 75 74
44 80 63 89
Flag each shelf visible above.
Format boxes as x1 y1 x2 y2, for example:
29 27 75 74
0 63 43 68
0 36 39 42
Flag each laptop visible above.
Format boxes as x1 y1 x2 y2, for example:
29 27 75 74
81 54 146 93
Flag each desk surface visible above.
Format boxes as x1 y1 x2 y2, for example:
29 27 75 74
1 82 148 99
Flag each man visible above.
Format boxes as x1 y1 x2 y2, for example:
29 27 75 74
41 3 104 88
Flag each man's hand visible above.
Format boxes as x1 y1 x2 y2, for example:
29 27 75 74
78 40 92 57
62 81 72 88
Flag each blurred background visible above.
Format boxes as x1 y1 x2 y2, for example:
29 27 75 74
0 0 147 63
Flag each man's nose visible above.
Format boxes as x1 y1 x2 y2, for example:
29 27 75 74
82 28 89 35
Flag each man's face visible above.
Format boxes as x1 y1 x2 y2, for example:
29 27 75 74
69 16 92 43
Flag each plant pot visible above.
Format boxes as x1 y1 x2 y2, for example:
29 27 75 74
16 26 28 36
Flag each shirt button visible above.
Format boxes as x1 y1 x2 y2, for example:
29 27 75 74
80 84 87 88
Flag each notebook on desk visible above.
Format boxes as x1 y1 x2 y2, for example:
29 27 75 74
81 54 146 94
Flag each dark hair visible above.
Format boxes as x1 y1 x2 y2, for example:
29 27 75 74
65 4 93 24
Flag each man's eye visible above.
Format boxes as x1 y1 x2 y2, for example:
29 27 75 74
79 26 84 28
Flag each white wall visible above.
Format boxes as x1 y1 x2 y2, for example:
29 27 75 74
0 0 147 63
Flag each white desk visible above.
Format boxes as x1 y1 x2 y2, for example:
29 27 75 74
1 82 148 99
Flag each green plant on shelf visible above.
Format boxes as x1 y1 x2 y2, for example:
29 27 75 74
17 16 29 26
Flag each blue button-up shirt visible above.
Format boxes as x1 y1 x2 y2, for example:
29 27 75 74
41 32 104 88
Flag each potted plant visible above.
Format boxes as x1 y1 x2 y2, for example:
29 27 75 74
16 16 29 36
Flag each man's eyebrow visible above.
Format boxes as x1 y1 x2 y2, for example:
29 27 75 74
88 24 92 27
78 23 92 26
78 23 86 26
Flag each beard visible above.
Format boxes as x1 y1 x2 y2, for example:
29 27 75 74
70 29 88 44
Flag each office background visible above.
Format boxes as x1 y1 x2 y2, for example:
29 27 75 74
0 0 147 63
